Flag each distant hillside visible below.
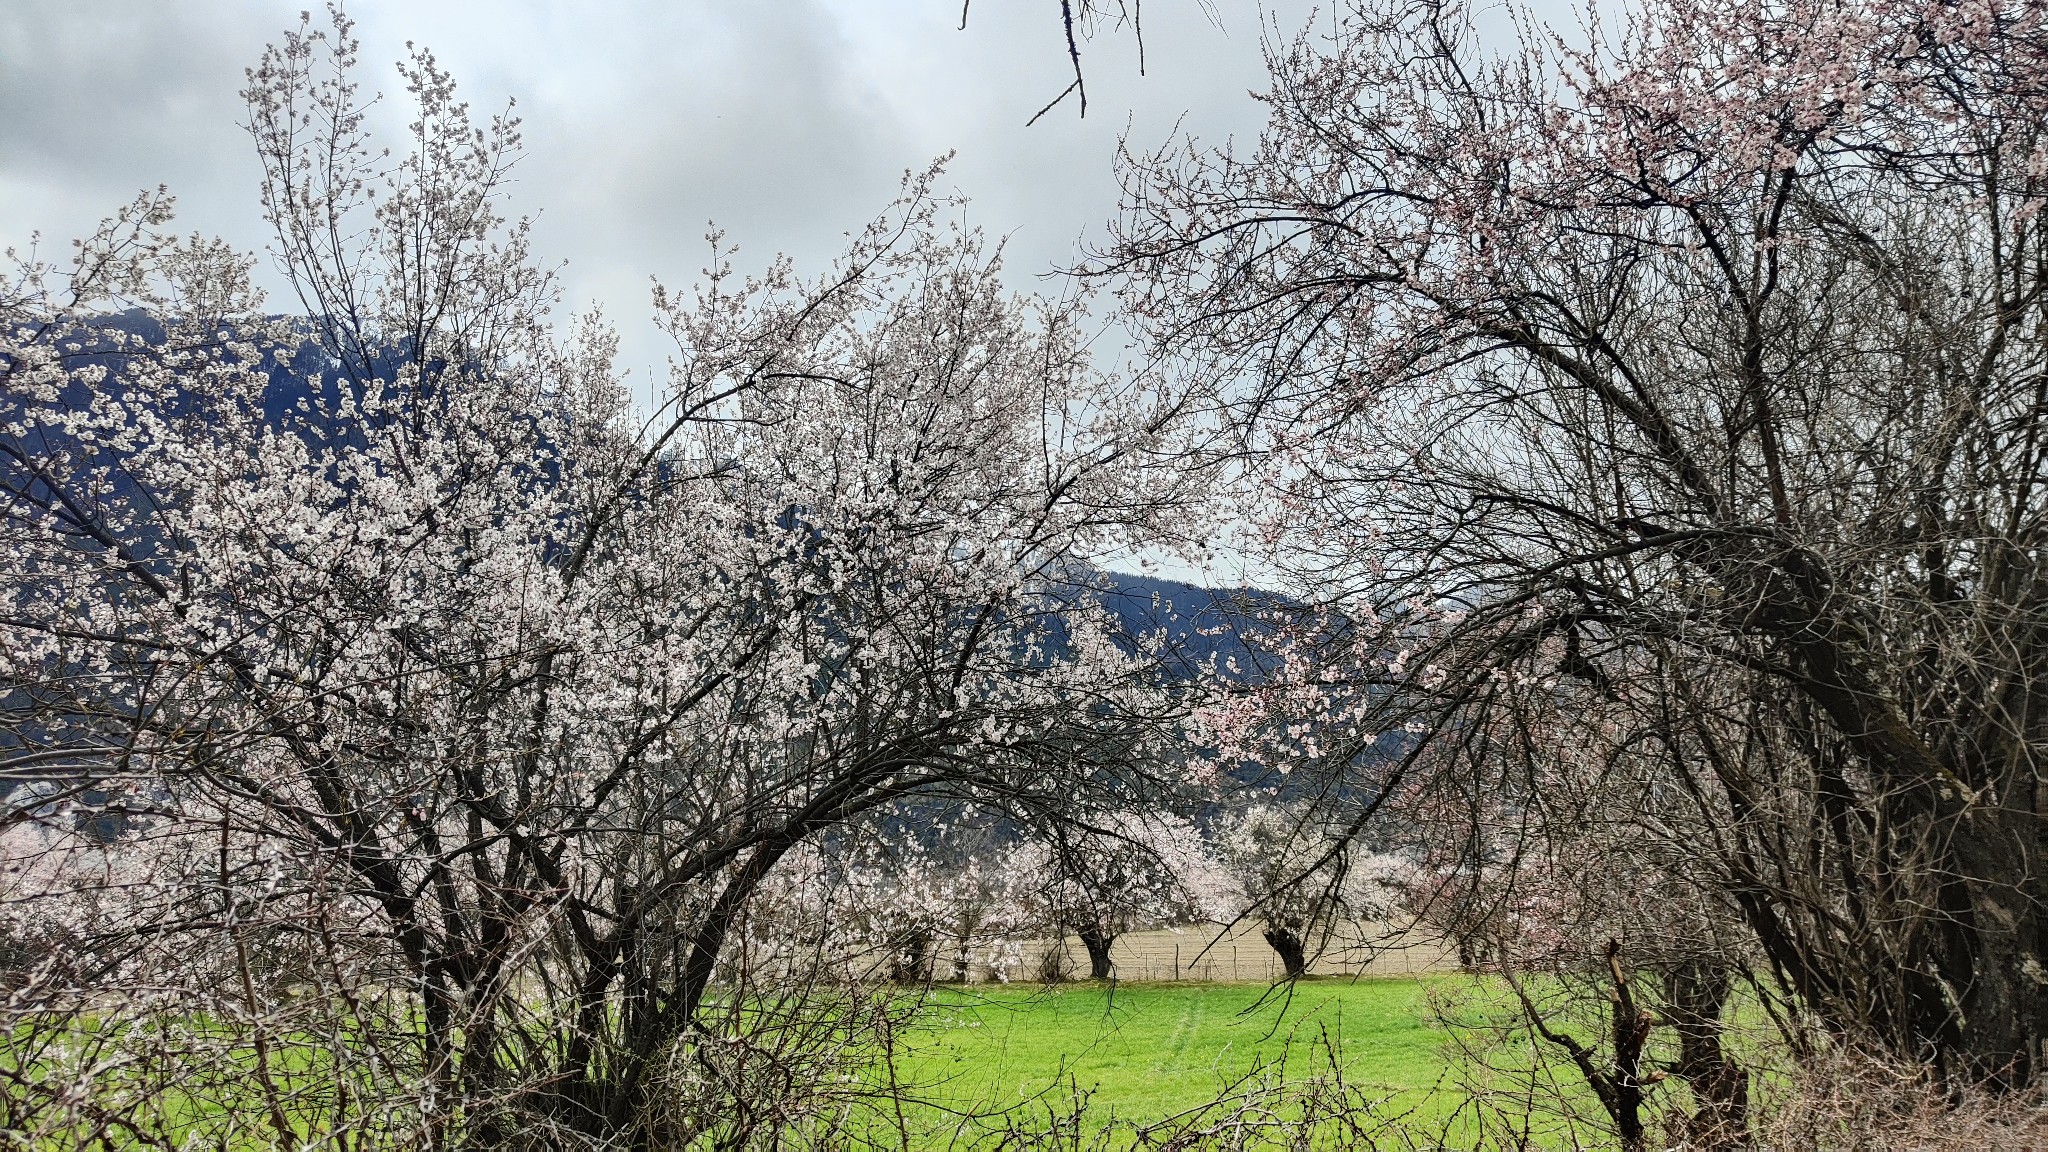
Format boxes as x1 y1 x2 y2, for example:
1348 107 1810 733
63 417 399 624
1085 571 1291 683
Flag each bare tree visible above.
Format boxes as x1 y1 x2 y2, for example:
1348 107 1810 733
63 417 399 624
1102 0 2048 1094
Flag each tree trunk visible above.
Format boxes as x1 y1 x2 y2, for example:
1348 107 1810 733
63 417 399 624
1606 943 1651 1152
1077 925 1116 980
1664 962 1749 1150
1748 582 2048 1087
1511 942 1651 1152
1263 924 1309 979
888 928 935 985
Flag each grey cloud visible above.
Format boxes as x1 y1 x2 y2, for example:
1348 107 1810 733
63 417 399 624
0 0 277 257
0 0 1301 381
496 3 921 372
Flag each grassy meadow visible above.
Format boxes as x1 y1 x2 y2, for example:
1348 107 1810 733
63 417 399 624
882 976 1474 1143
89 973 1622 1149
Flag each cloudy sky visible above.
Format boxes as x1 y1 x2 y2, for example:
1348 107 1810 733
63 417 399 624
7 1 1592 584
1 1 1331 385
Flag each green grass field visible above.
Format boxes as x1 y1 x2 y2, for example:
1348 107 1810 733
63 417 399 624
34 975 1624 1149
885 977 1465 1137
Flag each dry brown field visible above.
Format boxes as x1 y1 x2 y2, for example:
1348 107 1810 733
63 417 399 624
995 921 1458 983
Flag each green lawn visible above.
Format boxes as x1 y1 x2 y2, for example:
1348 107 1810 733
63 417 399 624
883 976 1466 1139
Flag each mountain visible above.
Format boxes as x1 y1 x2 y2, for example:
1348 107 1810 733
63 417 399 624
1086 570 1290 684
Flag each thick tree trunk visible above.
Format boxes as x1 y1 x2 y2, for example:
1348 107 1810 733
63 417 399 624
1947 808 2048 1090
1263 924 1309 979
888 928 936 985
1664 962 1749 1150
1077 925 1116 980
1724 574 2048 1089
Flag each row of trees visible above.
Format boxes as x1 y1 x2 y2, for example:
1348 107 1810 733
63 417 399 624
738 802 1402 986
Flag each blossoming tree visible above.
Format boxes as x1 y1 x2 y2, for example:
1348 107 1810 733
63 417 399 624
0 12 1197 1146
1103 0 2048 1104
1029 807 1228 979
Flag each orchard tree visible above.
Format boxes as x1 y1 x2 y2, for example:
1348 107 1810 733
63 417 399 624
800 815 1050 986
0 10 1196 1146
733 820 1048 992
1214 801 1398 979
1104 0 2048 1093
1033 807 1224 978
